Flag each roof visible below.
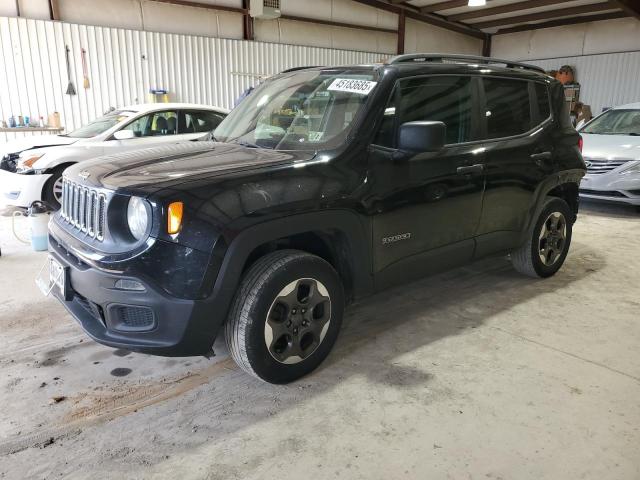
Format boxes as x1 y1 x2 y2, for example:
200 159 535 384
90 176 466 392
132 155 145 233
388 0 639 36
299 58 550 80
120 103 229 114
388 61 550 81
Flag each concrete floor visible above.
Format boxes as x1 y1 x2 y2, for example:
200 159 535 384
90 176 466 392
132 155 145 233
0 201 639 479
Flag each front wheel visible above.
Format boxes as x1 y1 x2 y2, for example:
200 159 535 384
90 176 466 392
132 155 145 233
511 197 573 278
42 167 66 210
225 250 344 384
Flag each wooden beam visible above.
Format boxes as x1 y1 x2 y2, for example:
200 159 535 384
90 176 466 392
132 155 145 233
421 0 492 13
48 0 59 20
609 0 640 20
242 0 253 40
149 0 246 15
472 3 620 29
405 9 487 38
449 0 568 22
494 11 628 34
482 33 491 56
280 14 397 34
350 0 486 39
397 9 406 54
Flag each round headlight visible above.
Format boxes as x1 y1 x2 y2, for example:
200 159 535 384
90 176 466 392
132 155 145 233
127 196 149 240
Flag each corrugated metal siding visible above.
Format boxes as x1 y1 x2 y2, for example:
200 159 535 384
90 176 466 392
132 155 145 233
0 16 382 143
532 51 640 115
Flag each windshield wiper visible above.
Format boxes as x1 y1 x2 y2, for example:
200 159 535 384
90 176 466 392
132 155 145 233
233 140 262 148
628 133 640 136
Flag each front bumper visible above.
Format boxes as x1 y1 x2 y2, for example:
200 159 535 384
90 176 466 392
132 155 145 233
579 172 640 206
48 234 219 356
0 169 51 208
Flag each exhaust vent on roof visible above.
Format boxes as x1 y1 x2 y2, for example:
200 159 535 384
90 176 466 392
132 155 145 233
250 0 281 19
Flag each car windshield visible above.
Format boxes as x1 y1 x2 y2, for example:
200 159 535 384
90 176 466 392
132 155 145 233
581 109 640 136
214 69 378 150
67 110 136 138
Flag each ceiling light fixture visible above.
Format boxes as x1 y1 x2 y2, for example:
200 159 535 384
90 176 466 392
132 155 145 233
468 0 486 6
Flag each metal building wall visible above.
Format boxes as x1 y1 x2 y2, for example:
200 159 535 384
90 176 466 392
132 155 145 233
0 16 382 142
529 51 640 116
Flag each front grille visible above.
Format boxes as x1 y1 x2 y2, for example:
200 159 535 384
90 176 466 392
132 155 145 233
0 153 19 173
60 178 106 241
584 158 632 174
580 188 627 198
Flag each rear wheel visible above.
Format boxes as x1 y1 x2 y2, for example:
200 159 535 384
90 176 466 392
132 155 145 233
225 250 344 384
511 197 573 278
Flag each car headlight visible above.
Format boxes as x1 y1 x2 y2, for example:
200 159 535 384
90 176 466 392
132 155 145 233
127 196 150 240
17 154 43 173
621 161 640 174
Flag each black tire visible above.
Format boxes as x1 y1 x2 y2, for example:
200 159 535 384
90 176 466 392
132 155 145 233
225 249 344 384
511 197 573 278
42 166 66 210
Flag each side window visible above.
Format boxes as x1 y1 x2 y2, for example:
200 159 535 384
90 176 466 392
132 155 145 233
373 91 397 147
483 78 531 139
534 82 551 124
121 111 178 137
180 110 225 133
373 76 474 147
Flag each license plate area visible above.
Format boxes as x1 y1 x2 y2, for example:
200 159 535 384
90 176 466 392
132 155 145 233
36 256 70 300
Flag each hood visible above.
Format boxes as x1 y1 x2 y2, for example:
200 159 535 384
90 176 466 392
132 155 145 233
581 133 640 161
64 141 316 192
0 135 77 157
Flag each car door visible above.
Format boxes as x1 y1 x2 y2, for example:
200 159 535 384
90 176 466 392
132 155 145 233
366 75 486 290
178 110 226 140
474 77 553 256
102 109 179 153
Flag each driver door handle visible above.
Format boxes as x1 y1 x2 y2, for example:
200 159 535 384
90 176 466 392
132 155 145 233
456 164 484 175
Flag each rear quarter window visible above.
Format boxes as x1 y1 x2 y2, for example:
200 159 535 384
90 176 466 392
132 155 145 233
483 78 532 139
534 82 551 124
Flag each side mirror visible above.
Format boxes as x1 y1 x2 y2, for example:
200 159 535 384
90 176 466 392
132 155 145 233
398 121 446 152
113 130 135 140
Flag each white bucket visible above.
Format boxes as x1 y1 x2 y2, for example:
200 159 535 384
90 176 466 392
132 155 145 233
29 213 50 251
12 207 51 252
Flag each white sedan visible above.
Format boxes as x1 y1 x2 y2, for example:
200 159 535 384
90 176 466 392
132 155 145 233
579 102 640 208
0 103 228 209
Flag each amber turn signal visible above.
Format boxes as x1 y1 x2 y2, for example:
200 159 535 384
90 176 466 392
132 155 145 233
21 155 43 168
167 201 183 234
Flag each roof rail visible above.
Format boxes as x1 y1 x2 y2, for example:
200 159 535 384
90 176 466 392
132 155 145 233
280 66 323 73
386 54 546 74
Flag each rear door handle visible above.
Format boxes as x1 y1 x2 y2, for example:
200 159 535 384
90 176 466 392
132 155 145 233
530 151 552 162
456 164 484 175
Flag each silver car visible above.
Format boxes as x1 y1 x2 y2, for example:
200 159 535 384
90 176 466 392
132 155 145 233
579 102 640 208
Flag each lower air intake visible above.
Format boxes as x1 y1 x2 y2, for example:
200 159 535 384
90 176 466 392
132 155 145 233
109 305 156 332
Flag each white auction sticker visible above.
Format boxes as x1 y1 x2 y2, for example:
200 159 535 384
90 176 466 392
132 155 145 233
328 78 377 95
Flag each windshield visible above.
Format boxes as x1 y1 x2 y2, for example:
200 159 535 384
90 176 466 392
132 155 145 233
581 109 640 136
214 69 378 150
67 110 136 138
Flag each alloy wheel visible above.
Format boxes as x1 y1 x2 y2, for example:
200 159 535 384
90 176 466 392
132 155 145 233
264 278 332 365
538 211 567 266
53 176 64 204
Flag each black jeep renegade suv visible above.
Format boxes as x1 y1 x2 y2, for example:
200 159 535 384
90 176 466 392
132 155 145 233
47 55 585 383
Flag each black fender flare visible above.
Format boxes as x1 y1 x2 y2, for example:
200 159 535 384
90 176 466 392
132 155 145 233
520 168 584 244
197 209 374 343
